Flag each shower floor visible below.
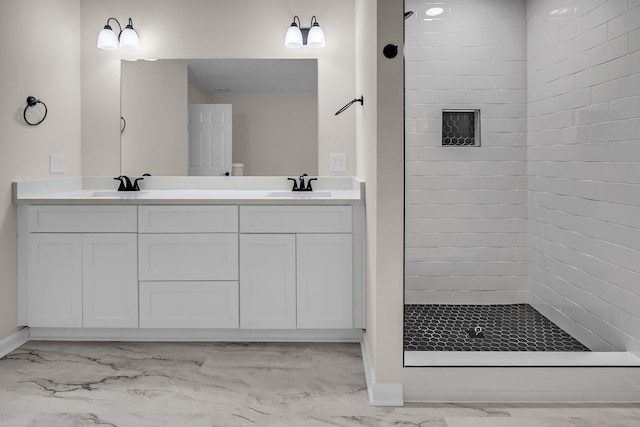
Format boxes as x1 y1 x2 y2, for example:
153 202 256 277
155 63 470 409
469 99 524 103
404 304 590 352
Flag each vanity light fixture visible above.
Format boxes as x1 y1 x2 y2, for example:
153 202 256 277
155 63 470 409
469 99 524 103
284 16 325 48
97 18 141 51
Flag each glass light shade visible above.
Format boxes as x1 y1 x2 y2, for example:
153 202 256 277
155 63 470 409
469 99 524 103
97 26 119 51
284 24 303 48
119 27 141 51
307 23 325 48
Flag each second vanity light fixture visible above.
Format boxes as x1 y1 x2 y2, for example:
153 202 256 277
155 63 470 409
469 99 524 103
284 16 325 48
97 17 141 51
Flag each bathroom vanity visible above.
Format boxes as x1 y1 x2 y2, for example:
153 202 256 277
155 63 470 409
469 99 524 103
13 176 365 342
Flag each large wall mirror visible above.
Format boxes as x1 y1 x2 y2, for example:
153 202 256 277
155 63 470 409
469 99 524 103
121 58 318 176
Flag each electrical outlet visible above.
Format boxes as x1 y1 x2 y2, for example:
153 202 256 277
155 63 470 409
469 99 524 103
50 154 64 174
329 154 347 172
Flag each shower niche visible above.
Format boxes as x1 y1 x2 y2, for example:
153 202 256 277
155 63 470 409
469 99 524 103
442 109 480 147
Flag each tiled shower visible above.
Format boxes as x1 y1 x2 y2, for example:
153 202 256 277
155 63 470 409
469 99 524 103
405 0 640 355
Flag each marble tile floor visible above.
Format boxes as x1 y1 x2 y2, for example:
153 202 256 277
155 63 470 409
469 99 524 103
0 341 638 426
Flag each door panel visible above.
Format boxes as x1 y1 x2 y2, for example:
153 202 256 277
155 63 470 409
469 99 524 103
188 104 232 176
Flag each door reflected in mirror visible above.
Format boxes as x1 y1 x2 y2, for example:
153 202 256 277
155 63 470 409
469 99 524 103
121 59 318 176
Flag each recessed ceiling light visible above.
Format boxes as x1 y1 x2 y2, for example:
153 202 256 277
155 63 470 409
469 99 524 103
426 7 444 17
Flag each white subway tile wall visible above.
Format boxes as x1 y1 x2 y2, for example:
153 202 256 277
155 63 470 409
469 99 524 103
405 0 528 303
527 0 640 352
405 0 640 353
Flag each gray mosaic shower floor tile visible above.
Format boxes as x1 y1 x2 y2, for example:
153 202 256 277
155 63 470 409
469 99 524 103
404 304 590 352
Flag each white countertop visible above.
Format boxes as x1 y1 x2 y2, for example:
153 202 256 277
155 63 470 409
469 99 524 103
13 177 364 205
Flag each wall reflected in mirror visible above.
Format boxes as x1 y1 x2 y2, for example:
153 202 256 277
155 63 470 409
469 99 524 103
121 59 318 176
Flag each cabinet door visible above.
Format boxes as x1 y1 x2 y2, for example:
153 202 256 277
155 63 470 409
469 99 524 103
27 234 82 327
297 234 353 329
83 234 138 328
240 234 296 329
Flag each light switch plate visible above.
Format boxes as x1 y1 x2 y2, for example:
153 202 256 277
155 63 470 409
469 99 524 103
329 154 347 172
50 154 64 174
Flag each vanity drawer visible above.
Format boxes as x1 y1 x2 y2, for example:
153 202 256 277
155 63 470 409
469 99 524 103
139 234 239 281
28 205 137 233
139 281 239 328
138 205 238 233
240 206 352 233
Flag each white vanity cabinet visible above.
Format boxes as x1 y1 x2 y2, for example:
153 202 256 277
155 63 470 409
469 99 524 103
25 206 138 328
19 197 364 339
239 206 353 329
137 206 239 328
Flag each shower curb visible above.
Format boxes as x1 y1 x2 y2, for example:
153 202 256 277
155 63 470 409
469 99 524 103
404 365 640 402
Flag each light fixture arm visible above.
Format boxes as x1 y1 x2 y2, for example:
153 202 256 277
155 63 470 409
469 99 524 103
292 15 312 44
124 18 135 32
105 17 122 35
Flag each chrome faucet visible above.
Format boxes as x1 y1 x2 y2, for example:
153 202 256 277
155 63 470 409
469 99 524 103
288 173 317 192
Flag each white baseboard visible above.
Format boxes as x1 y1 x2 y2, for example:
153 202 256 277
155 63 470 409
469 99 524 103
360 335 404 406
0 327 29 359
28 327 363 342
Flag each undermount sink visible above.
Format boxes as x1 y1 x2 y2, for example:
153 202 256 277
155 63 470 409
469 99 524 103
266 191 332 198
90 190 148 197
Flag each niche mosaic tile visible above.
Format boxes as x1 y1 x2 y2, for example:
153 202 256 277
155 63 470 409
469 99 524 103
442 109 480 146
404 304 590 352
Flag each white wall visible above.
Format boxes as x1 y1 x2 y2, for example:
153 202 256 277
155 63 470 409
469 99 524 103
121 59 188 176
0 0 82 340
404 0 528 304
206 92 318 176
373 0 404 385
80 0 356 177
356 0 405 389
188 84 207 104
527 0 640 353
